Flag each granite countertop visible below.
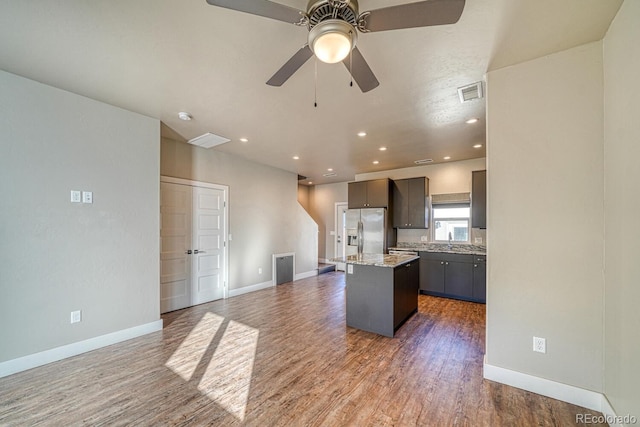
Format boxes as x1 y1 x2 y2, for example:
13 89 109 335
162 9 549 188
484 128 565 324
331 253 420 268
389 243 487 256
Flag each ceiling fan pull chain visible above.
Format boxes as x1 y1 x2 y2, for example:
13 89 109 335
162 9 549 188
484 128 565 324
314 56 318 108
349 45 353 88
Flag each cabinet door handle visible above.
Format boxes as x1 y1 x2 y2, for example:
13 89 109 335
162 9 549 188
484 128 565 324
406 263 411 267
474 264 478 267
440 261 444 265
445 262 449 265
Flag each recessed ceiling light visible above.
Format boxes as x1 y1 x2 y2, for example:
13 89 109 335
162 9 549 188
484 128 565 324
473 144 483 149
444 156 451 160
327 168 333 172
178 112 192 121
239 138 249 143
293 156 300 160
414 159 433 165
357 131 367 137
379 147 387 151
308 181 313 185
373 160 379 165
466 118 479 124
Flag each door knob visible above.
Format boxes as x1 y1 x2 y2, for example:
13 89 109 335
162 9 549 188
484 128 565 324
194 249 206 254
186 250 192 255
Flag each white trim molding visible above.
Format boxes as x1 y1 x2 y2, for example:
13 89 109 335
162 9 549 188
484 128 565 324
0 320 163 378
295 270 318 281
228 280 274 298
483 359 605 413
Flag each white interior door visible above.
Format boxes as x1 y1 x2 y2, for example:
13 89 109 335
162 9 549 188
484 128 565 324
191 186 226 305
160 178 228 314
160 182 192 313
335 203 348 271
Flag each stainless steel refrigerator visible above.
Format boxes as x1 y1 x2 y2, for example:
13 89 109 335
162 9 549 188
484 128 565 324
345 208 389 255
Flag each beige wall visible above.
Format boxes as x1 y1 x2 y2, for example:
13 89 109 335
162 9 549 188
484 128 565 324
161 138 318 288
0 71 160 363
603 0 640 417
486 42 605 391
356 157 486 194
308 182 348 260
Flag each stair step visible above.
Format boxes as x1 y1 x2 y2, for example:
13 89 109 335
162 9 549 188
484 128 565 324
318 263 336 275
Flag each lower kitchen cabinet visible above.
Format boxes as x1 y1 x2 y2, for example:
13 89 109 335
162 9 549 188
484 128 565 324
472 256 486 303
419 252 485 303
393 261 419 329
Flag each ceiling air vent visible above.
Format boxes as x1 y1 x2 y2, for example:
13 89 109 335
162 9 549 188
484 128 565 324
414 159 433 165
187 132 230 149
457 81 484 103
323 172 337 177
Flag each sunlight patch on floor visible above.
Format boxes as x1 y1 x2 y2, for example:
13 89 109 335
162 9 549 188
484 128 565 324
165 312 224 381
198 320 259 421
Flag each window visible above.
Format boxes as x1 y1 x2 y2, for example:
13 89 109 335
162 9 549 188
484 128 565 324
433 204 470 243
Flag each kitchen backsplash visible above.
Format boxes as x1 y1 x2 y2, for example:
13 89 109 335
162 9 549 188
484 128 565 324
397 228 487 245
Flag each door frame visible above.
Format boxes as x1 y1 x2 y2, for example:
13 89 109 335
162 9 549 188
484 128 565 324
160 175 229 299
334 202 348 271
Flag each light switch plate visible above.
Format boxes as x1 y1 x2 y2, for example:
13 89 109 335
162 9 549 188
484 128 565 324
70 190 81 203
347 265 353 274
82 191 93 204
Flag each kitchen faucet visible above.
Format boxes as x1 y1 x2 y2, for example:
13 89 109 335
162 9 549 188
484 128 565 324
448 232 453 248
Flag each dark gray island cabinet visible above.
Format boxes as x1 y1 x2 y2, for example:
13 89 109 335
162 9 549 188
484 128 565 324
345 254 419 337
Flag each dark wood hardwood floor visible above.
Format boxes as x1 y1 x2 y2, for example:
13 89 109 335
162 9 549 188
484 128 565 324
0 272 605 426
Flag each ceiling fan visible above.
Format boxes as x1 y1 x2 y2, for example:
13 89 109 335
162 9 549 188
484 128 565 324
205 0 466 92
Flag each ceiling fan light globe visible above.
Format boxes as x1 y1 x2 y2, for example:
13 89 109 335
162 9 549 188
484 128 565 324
314 33 351 63
308 19 357 64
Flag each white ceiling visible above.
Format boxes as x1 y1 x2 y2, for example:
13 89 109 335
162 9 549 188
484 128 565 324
0 0 622 185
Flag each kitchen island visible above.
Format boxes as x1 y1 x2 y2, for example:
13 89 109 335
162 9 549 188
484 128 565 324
338 253 420 337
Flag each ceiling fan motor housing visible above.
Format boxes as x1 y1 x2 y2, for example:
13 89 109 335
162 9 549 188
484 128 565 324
306 0 359 29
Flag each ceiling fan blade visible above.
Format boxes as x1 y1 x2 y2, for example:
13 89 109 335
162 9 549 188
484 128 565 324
342 47 379 93
266 45 314 87
360 0 465 32
205 0 305 25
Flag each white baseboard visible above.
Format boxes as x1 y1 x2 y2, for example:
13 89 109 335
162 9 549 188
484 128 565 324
296 270 318 281
600 395 625 427
228 280 274 298
0 320 163 379
483 360 604 413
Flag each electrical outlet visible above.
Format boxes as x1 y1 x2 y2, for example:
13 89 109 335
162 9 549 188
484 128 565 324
475 237 483 244
533 336 546 353
258 267 262 274
70 310 82 324
70 190 81 203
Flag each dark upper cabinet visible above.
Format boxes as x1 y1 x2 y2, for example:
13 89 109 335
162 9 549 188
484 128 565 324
471 170 487 229
392 177 429 228
348 179 390 209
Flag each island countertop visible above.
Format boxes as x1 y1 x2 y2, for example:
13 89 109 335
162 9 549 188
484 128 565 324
389 243 486 256
332 253 419 268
